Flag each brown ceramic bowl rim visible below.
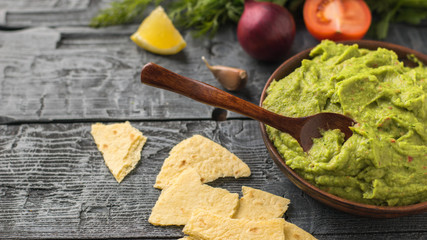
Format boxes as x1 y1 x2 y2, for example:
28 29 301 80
259 40 427 218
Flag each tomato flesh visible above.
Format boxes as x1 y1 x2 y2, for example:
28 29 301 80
304 0 372 41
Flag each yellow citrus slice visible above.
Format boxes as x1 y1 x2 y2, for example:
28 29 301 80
130 6 186 55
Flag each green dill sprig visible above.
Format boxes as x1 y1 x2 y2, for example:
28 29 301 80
89 0 295 37
168 0 244 37
90 0 163 28
89 0 427 40
168 0 293 37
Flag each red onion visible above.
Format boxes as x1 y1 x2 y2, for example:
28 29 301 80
237 0 296 61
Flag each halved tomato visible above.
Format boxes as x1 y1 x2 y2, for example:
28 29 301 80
303 0 372 41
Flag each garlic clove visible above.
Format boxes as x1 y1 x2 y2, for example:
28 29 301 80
202 56 247 91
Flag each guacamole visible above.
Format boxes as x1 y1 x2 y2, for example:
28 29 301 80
263 40 427 206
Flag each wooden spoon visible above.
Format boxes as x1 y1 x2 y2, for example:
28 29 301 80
140 62 355 152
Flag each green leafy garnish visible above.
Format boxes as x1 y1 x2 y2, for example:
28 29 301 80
90 0 159 27
168 0 244 37
366 0 427 39
89 0 299 36
167 0 301 37
90 0 427 39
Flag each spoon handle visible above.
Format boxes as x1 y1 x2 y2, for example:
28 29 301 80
140 63 299 135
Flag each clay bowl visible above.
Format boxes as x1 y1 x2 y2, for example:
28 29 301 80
259 40 427 218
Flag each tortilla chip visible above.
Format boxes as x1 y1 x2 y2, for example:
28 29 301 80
154 135 251 189
91 121 147 183
183 209 286 240
149 168 239 226
284 221 317 240
233 186 290 220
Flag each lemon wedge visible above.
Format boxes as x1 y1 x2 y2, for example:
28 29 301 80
130 6 186 55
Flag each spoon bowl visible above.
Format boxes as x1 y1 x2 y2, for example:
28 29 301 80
140 62 355 152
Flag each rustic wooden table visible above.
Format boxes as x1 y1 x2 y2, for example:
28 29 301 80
1 1 426 239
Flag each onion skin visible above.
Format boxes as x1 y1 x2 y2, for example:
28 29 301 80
237 0 296 61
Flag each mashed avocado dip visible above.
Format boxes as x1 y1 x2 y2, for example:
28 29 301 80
263 40 427 206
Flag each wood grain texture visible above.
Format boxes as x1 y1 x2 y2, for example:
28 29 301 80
0 121 426 239
1 22 427 122
1 0 426 123
0 25 283 123
0 0 95 27
0 0 289 122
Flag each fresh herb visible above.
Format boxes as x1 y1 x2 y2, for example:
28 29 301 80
89 0 296 36
169 0 302 37
90 0 427 39
366 0 427 39
90 0 161 27
168 0 244 37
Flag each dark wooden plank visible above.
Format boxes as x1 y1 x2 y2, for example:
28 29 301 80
1 22 427 122
0 0 426 123
0 25 287 123
0 120 426 239
0 0 98 27
0 120 280 239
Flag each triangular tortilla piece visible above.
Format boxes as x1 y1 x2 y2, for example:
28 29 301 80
183 209 285 240
149 168 239 226
233 186 290 220
284 221 317 240
91 121 147 183
154 135 251 189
